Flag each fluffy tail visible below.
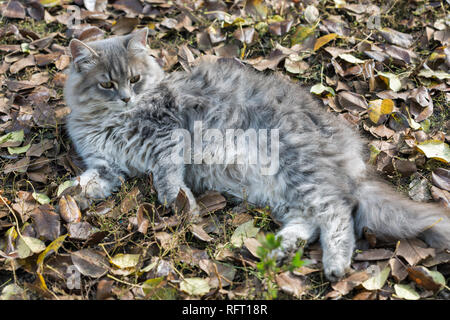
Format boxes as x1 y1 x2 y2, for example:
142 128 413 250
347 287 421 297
355 179 450 249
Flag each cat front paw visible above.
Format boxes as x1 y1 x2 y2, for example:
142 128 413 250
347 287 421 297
78 170 110 198
322 255 351 282
71 169 112 209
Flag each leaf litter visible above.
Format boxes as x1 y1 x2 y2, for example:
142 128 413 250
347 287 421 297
0 0 449 300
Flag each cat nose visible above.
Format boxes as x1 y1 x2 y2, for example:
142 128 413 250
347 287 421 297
121 97 130 103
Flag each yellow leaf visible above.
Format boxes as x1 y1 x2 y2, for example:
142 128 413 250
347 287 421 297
416 140 450 163
37 234 68 272
39 0 62 7
380 99 394 114
368 99 394 124
314 33 338 51
110 253 141 269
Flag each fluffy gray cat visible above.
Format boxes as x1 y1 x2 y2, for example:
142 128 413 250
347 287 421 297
64 29 450 281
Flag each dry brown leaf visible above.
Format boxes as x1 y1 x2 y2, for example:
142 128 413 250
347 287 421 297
30 205 61 241
389 258 408 282
68 222 99 240
331 271 370 295
354 249 393 261
4 1 26 19
59 195 82 223
379 27 414 48
431 168 450 192
275 272 308 298
189 224 213 242
407 266 442 292
430 186 450 208
71 249 109 278
396 239 436 266
9 55 36 74
197 191 227 216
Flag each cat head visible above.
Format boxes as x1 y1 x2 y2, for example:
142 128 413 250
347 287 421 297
65 28 163 110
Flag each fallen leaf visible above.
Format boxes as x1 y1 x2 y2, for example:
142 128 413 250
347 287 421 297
244 0 268 19
416 140 450 163
377 72 402 92
4 1 26 19
394 284 420 300
310 83 335 96
68 222 100 240
396 239 436 266
337 91 368 112
110 253 141 269
32 192 51 205
304 5 319 24
389 258 408 282
379 28 414 48
361 266 390 291
59 195 81 223
190 224 213 242
31 205 61 241
71 249 109 278
431 168 450 191
275 272 308 298
338 53 365 64
332 271 370 295
354 249 393 261
199 259 236 288
314 33 338 51
179 277 211 296
197 191 227 216
407 266 444 292
230 220 259 248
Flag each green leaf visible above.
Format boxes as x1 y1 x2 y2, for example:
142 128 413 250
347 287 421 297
56 180 77 197
230 220 260 248
32 192 51 205
20 236 46 254
291 25 316 46
8 143 31 155
416 140 450 163
0 130 24 145
394 284 420 300
310 83 335 96
418 69 450 80
362 266 390 290
427 270 446 289
179 277 211 296
142 278 177 300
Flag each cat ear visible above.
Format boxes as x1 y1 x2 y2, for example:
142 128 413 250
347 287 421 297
69 39 99 72
127 28 149 52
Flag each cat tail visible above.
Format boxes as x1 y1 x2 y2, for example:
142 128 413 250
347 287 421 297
354 179 450 249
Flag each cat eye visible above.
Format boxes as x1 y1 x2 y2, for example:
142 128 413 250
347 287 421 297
99 81 113 89
129 75 141 84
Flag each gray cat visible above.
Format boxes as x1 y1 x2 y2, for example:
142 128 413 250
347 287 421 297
64 29 450 281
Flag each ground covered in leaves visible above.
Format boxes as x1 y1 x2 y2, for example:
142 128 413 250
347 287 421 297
0 0 449 300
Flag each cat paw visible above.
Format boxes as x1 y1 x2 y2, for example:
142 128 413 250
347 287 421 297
78 170 110 199
323 257 351 282
71 193 93 210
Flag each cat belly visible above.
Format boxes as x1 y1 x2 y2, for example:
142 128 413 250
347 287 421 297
185 163 286 209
